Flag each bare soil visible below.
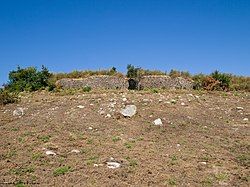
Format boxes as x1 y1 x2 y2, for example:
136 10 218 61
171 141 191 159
0 90 249 187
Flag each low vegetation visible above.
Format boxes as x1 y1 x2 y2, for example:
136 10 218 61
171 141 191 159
0 65 249 106
0 89 19 105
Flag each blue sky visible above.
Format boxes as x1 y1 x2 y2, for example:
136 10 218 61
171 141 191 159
1 0 250 85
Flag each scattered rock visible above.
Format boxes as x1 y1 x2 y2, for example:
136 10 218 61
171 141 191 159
13 107 24 116
120 105 137 117
153 118 163 126
236 107 244 110
99 110 105 115
106 114 111 118
122 98 127 102
106 161 121 169
71 149 80 153
45 150 56 156
77 105 85 109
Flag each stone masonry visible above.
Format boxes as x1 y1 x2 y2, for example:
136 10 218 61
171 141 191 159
56 75 194 90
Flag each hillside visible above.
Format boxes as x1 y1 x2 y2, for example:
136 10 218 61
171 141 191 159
0 90 249 186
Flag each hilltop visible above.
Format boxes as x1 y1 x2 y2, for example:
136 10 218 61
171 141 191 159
0 90 249 186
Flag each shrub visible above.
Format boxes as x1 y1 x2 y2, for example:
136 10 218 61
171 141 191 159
169 69 191 79
6 66 52 92
0 89 19 105
192 74 205 90
211 70 231 90
202 76 221 91
126 64 141 78
82 86 91 92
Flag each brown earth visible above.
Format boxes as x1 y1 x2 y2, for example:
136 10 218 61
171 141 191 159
0 90 249 187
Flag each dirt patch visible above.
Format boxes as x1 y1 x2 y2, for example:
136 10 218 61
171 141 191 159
0 90 249 186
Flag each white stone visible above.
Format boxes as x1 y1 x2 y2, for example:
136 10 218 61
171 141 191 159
120 105 137 117
77 105 85 109
106 114 111 118
13 108 24 116
153 118 163 126
181 102 185 106
171 99 177 104
71 149 80 153
236 107 244 110
243 118 248 121
122 98 127 102
45 150 56 156
88 127 93 130
200 162 207 165
106 161 121 169
99 111 105 115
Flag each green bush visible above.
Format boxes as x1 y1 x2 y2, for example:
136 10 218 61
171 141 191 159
82 86 91 92
0 89 19 105
211 70 231 90
6 66 52 92
126 64 141 78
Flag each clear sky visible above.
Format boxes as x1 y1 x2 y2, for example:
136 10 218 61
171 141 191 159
1 0 250 85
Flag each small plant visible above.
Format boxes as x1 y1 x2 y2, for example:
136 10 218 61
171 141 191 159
214 172 228 182
15 180 26 187
86 138 93 144
126 157 138 167
86 156 99 165
53 166 71 176
82 86 91 92
236 154 250 167
11 166 35 175
112 136 121 142
32 152 43 160
167 178 177 186
124 142 133 149
151 88 159 93
0 89 19 105
38 135 51 143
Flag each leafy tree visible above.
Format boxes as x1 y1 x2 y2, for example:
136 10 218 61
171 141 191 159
6 66 52 92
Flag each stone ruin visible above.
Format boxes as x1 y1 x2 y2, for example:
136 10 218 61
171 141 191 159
56 75 194 90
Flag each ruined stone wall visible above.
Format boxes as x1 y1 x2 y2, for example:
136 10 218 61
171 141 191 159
56 75 194 90
139 76 194 90
56 75 128 90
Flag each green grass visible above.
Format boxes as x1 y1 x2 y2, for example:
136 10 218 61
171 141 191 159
236 154 250 167
32 152 43 160
214 173 228 182
86 156 99 165
125 157 138 167
124 142 133 149
11 167 34 175
15 181 26 187
53 166 71 176
167 178 177 186
38 135 51 143
112 136 121 142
